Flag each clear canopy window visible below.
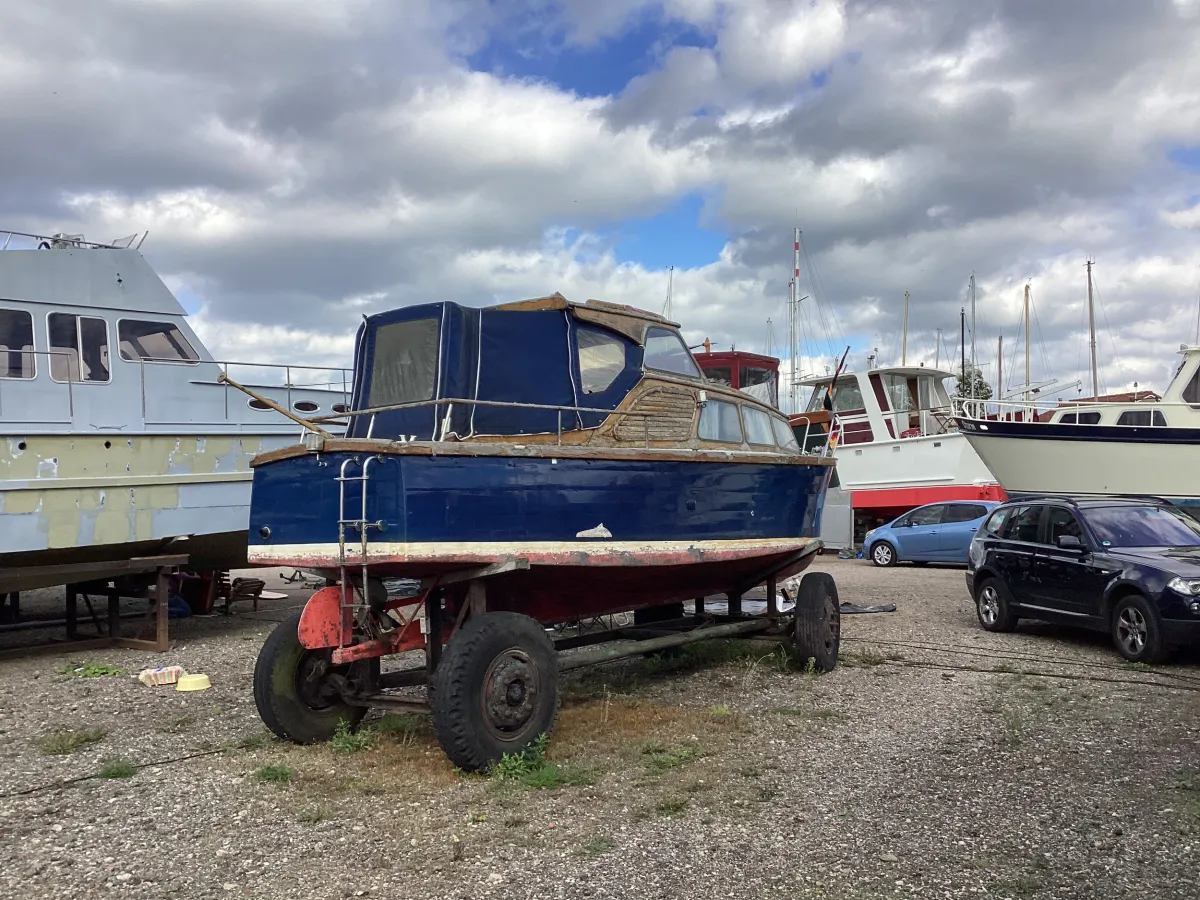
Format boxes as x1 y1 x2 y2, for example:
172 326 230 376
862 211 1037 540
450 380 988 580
118 319 200 363
369 317 439 408
806 378 864 413
644 326 700 378
576 326 626 394
49 313 110 383
742 406 775 445
698 399 743 443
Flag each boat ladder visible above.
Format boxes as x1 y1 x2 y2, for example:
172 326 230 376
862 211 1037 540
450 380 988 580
336 456 385 629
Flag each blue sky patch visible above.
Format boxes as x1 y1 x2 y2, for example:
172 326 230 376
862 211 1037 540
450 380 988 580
469 8 715 98
606 194 727 271
1168 145 1200 171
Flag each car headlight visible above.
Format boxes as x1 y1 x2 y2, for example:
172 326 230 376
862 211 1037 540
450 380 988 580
1167 577 1200 597
865 529 876 540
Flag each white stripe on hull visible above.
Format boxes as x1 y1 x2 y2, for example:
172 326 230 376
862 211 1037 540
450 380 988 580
962 434 1200 498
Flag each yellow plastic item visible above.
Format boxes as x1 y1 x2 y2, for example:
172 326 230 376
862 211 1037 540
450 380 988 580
175 673 211 692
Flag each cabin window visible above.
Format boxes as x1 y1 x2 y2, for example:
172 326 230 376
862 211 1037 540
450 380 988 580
576 326 626 394
644 327 700 378
48 313 110 383
772 415 800 451
117 319 200 363
1059 410 1101 425
1116 409 1167 427
0 308 35 379
739 366 778 406
806 379 864 413
293 400 320 413
879 374 916 412
368 317 439 408
1185 368 1200 405
698 399 743 443
742 407 775 445
703 366 733 386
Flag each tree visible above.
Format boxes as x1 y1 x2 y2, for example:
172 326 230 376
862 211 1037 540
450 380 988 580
954 364 993 400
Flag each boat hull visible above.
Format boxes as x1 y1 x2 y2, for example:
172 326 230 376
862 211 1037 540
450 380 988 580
247 447 830 617
958 420 1200 505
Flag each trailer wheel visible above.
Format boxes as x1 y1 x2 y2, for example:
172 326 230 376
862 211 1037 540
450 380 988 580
792 572 840 672
432 611 559 772
253 610 372 744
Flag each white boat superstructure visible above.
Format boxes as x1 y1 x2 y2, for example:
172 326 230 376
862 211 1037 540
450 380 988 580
793 363 1002 519
0 230 348 581
955 345 1200 504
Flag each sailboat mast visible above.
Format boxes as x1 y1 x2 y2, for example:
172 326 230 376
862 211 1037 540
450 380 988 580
935 327 942 368
969 274 977 399
960 307 966 390
1024 283 1031 403
997 335 1003 404
1086 260 1099 401
901 290 909 365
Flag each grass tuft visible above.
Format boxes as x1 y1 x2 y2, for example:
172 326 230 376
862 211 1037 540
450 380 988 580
330 719 374 754
641 741 701 772
578 836 615 857
299 806 332 824
256 764 294 784
35 727 107 756
97 758 136 779
59 662 125 678
489 734 595 789
654 796 689 817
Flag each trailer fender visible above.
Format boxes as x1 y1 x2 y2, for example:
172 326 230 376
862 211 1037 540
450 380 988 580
297 586 345 650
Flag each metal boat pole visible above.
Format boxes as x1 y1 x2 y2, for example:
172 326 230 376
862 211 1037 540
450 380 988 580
901 291 909 365
1086 260 1099 401
1024 284 1032 404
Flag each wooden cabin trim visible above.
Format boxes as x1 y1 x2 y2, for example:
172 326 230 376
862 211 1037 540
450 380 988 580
251 439 835 468
571 307 649 344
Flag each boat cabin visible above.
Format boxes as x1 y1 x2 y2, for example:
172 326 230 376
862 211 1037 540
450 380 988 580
1039 346 1200 426
693 349 780 408
341 294 804 455
797 364 958 445
0 232 348 435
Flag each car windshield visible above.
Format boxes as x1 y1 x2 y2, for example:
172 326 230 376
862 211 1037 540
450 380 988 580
1084 506 1200 548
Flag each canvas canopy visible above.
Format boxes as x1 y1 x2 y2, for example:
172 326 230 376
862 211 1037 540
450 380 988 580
346 300 685 439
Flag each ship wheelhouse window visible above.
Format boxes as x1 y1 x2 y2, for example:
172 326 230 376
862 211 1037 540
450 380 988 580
805 378 865 413
117 319 200 363
644 326 701 378
742 406 775 446
368 317 439 408
48 312 110 383
771 415 800 451
0 308 35 379
698 399 743 443
575 325 626 394
1116 409 1167 427
703 366 733 386
1185 367 1200 406
1058 411 1101 425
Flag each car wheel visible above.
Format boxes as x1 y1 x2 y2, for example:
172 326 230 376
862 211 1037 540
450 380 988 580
870 542 896 567
1111 594 1169 664
975 578 1018 633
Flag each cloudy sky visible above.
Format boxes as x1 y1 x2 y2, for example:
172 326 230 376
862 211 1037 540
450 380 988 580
3 0 1199 411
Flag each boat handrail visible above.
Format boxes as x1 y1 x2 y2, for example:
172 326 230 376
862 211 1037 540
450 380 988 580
954 396 1200 423
0 230 134 251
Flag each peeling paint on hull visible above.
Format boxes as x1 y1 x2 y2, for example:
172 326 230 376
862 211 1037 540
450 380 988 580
0 433 294 563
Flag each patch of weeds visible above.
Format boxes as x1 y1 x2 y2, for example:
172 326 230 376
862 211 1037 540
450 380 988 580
567 640 765 700
655 796 689 817
59 662 125 678
684 780 711 794
707 703 732 719
96 758 136 779
503 816 527 828
772 706 847 723
234 729 272 751
838 647 886 668
578 835 615 857
158 713 196 734
641 741 701 772
754 783 779 802
299 806 331 824
998 705 1026 747
1123 661 1151 671
35 727 107 756
884 649 906 661
256 764 294 784
490 734 595 789
373 713 424 744
330 719 374 754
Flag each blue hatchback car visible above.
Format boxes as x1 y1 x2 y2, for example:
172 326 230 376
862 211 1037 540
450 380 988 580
864 500 1001 567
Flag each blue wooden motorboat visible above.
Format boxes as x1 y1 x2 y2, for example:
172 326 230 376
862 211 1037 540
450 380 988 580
241 294 841 770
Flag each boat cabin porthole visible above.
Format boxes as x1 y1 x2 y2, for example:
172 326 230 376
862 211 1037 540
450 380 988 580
104 440 111 449
332 403 349 414
17 440 26 451
293 400 320 413
248 399 273 411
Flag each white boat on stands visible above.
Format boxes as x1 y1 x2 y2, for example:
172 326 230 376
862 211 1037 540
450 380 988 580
955 345 1200 507
0 230 348 590
791 363 1003 529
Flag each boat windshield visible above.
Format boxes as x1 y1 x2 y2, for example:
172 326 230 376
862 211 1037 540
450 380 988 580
1084 506 1200 548
805 378 863 413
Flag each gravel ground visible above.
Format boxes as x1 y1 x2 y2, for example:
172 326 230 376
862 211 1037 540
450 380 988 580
1 559 1199 900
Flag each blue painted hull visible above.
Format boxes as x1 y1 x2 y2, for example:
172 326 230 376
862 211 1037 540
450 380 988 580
249 451 828 551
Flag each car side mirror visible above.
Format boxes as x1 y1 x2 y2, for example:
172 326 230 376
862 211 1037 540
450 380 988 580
1056 534 1085 551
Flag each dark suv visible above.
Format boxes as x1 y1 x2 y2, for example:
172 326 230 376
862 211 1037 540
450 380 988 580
965 497 1200 663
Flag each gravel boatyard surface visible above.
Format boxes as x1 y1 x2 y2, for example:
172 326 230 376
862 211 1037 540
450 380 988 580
1 559 1199 900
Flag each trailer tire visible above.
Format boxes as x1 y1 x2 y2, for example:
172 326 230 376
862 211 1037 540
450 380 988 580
253 610 371 744
432 611 559 773
792 572 840 672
